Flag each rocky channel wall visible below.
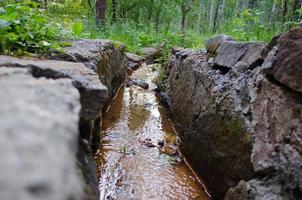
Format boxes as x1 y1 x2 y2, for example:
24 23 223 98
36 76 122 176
166 27 302 199
0 40 125 200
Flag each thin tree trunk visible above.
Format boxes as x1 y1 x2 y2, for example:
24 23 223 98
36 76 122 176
282 0 288 23
147 0 154 21
96 0 106 25
196 0 204 33
248 0 257 9
87 0 94 13
112 0 117 22
213 0 224 32
45 0 49 10
209 0 215 33
293 0 302 21
269 0 276 25
181 0 193 33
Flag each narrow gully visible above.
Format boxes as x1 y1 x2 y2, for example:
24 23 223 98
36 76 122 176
96 63 210 200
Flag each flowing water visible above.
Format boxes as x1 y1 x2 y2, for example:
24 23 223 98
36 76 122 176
96 64 210 200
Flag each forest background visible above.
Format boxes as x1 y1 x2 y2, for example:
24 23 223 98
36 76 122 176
0 0 301 55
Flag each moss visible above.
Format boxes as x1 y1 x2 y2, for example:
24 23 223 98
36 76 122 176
153 64 169 92
224 118 244 137
222 117 251 144
111 41 124 50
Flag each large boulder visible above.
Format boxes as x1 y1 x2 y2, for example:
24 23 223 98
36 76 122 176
206 35 265 70
263 26 302 93
225 26 302 200
50 39 125 98
0 67 83 200
166 48 255 199
0 56 108 122
167 27 302 199
0 56 109 199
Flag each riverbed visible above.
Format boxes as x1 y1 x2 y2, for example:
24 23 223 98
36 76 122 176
96 64 210 200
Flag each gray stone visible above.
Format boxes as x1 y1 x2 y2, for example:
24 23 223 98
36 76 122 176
206 35 265 71
142 47 161 64
167 27 302 200
264 26 302 93
50 39 125 98
0 67 83 200
0 56 108 121
129 79 149 90
126 52 144 63
167 49 254 199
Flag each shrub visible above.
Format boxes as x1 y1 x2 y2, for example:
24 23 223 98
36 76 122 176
0 0 61 55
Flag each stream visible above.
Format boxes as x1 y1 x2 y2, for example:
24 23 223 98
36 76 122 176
96 63 210 200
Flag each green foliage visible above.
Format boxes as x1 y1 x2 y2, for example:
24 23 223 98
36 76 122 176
0 1 61 55
1 0 300 57
153 64 169 92
72 22 84 37
85 20 205 54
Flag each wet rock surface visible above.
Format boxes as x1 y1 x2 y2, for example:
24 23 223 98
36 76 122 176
0 39 126 200
50 39 125 98
0 67 83 200
142 47 161 64
206 35 265 70
125 53 144 71
166 48 255 199
128 79 149 90
166 27 302 199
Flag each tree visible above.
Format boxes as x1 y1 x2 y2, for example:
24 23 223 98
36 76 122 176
112 0 117 22
96 0 106 24
209 0 215 33
213 0 225 32
293 0 302 21
180 0 193 33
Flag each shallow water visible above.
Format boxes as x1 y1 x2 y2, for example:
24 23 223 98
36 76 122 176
97 64 210 200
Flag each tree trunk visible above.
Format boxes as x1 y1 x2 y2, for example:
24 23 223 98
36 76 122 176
209 0 215 33
112 0 117 22
293 0 302 21
213 0 224 32
248 0 257 9
45 0 49 10
282 0 288 23
197 0 204 33
181 0 193 33
147 0 154 21
96 0 106 25
269 0 276 25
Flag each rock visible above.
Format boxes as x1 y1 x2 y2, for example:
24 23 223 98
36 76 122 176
125 53 145 71
129 79 149 90
263 26 302 93
142 47 161 64
206 35 265 71
0 56 108 198
126 52 144 63
126 60 140 71
50 39 125 98
0 67 83 200
159 92 171 109
225 180 284 200
167 27 302 200
167 49 254 199
0 56 108 122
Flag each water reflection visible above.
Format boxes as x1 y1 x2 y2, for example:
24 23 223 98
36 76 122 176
97 65 210 200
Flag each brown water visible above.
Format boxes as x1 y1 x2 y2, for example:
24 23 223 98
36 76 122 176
96 64 210 200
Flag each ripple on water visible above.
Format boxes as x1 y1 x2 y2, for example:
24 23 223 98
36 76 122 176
97 65 210 200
